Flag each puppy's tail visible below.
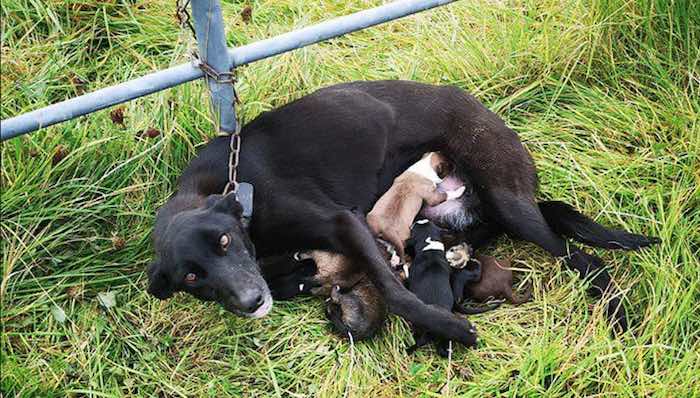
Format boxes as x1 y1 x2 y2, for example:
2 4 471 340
454 300 502 314
538 201 660 250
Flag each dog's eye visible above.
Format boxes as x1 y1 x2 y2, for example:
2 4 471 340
219 234 230 251
184 273 197 284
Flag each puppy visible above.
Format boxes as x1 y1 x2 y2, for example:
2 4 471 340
325 278 387 340
261 255 318 300
457 254 531 305
446 242 472 268
447 242 483 304
445 243 487 312
262 250 387 341
405 219 466 357
450 256 503 315
367 152 464 260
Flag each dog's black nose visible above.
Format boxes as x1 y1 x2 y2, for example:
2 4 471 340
239 291 264 313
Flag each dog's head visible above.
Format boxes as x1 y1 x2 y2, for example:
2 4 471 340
147 194 272 318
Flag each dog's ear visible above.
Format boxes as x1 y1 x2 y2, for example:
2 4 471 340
204 194 224 208
147 260 174 300
209 193 243 218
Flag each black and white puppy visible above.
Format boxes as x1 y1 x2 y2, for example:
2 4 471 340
259 254 318 300
406 219 474 357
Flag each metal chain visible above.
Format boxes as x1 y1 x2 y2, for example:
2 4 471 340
175 0 196 36
199 61 235 84
222 122 242 195
175 0 243 195
176 0 239 90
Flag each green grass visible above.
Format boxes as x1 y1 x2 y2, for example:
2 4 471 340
1 0 699 396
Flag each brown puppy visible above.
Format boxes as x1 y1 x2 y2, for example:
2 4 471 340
297 251 388 341
367 152 464 259
462 255 531 305
326 279 387 341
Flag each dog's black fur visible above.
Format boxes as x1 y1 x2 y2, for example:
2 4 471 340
405 220 463 357
148 81 659 345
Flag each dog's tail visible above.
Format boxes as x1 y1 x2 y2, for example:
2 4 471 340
538 201 660 250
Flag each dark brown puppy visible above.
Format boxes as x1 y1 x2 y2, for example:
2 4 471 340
459 254 531 305
265 250 388 341
303 251 388 341
325 278 387 341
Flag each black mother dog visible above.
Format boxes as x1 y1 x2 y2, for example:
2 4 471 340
147 80 658 346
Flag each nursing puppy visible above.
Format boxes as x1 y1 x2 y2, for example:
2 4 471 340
455 254 531 305
325 278 387 341
405 219 468 357
260 255 318 300
443 243 504 314
262 251 388 341
367 152 465 260
304 251 388 340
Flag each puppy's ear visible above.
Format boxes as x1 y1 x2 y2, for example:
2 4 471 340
209 193 243 218
405 236 416 249
147 261 174 300
405 237 417 258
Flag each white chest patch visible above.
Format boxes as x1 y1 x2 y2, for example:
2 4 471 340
406 153 443 185
422 236 445 252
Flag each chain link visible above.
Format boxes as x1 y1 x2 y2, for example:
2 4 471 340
175 0 243 195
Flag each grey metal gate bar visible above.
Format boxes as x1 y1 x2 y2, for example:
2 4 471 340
0 0 456 141
190 0 238 134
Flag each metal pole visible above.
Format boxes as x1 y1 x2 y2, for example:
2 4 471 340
0 0 457 141
190 0 237 133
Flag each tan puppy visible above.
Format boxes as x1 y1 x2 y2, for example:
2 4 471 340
367 152 464 259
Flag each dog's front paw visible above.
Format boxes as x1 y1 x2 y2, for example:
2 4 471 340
443 316 478 348
436 341 451 358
